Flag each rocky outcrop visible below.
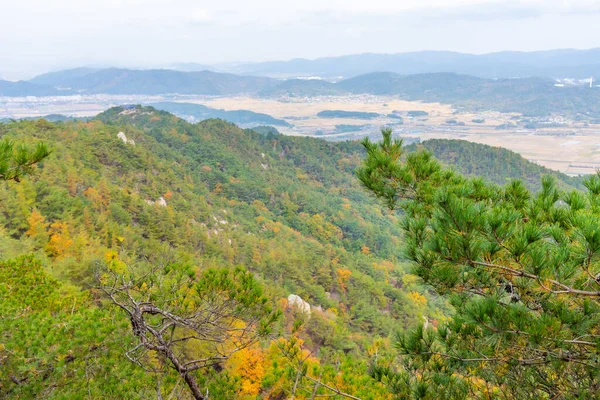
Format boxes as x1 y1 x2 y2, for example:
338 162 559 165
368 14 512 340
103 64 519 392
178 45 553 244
117 132 135 146
287 294 311 315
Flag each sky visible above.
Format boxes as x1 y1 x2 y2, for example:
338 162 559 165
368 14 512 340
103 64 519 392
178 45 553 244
1 0 600 80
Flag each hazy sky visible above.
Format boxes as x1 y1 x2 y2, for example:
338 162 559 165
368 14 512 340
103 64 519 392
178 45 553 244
2 0 600 80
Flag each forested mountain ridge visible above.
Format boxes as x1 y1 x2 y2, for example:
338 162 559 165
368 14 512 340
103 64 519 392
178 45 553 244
408 139 584 192
0 107 589 398
0 107 444 398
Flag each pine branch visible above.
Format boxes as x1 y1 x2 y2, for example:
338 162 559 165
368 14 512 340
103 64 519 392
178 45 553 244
472 260 600 297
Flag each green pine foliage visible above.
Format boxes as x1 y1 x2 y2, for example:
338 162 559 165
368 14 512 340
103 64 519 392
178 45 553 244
0 136 49 182
0 256 154 398
359 128 600 399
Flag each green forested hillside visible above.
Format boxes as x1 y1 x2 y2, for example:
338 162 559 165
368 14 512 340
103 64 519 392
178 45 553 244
0 107 446 399
1 108 588 398
407 139 584 191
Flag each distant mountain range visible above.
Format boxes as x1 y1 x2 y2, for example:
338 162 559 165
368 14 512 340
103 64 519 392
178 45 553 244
27 68 278 95
2 50 600 117
223 49 600 80
336 72 600 116
167 63 216 72
267 72 600 116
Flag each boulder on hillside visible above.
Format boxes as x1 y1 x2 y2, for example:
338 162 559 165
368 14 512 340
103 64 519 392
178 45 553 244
287 294 311 315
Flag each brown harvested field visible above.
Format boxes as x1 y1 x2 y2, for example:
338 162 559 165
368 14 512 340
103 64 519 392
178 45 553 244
198 96 523 134
201 96 454 118
193 96 509 135
199 96 460 135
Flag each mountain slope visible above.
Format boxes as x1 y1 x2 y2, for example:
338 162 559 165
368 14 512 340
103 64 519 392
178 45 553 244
338 72 486 95
257 72 600 116
0 114 90 123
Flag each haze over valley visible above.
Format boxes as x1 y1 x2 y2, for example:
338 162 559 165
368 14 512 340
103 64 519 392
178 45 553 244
3 50 600 175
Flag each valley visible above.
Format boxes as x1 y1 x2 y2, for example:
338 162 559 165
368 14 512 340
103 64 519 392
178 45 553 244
5 91 600 175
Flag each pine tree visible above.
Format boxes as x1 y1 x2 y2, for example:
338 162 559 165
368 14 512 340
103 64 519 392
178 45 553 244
359 128 600 399
0 139 50 182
